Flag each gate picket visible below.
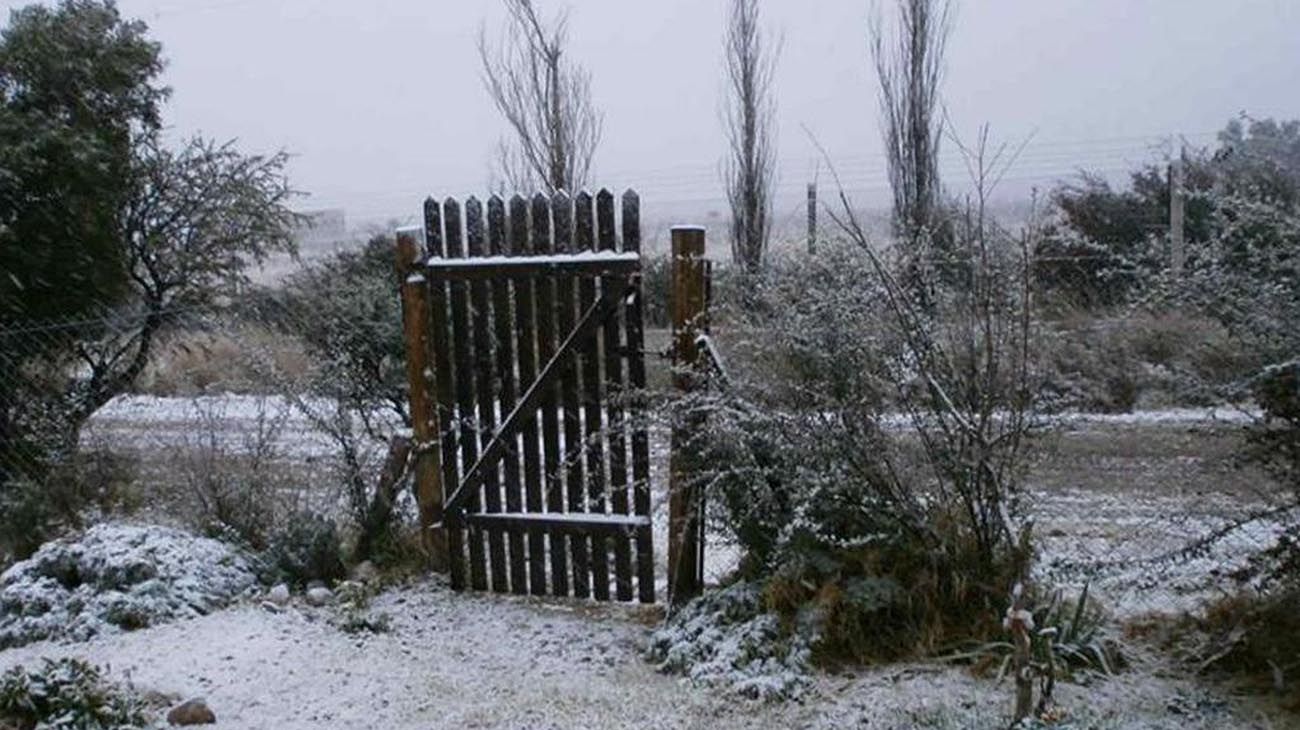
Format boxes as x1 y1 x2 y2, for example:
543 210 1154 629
597 189 633 601
423 197 466 591
531 193 569 596
622 190 657 604
574 191 609 600
466 198 508 593
509 195 548 596
443 199 489 591
488 196 528 594
552 191 591 599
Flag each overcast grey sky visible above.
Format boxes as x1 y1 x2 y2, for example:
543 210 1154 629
7 0 1299 227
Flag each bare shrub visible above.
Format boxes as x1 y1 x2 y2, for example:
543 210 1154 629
668 128 1040 670
172 393 349 587
259 233 419 567
176 396 300 550
824 125 1040 571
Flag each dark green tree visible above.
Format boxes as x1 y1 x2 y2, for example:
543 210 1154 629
1036 117 1299 307
0 0 167 331
0 2 298 558
0 0 167 499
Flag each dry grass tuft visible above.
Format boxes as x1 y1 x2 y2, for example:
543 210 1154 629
138 325 310 396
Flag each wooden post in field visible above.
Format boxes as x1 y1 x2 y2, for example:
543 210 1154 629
807 182 818 255
396 227 447 570
668 225 707 607
1169 141 1186 280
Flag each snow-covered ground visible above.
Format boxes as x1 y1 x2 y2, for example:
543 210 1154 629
86 394 347 460
21 395 1287 727
1035 486 1288 617
0 577 1285 730
87 395 1259 464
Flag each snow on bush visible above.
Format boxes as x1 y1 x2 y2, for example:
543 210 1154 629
0 523 257 648
647 582 814 701
0 657 150 729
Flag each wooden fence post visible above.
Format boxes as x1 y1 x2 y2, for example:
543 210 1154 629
1169 142 1186 280
669 225 708 607
396 227 447 570
807 182 818 255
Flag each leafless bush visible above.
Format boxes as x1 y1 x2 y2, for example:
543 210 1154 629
672 127 1041 664
281 391 413 564
824 125 1040 571
257 234 421 566
177 395 300 549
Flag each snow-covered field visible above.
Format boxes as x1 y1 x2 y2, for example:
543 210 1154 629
81 394 1289 610
15 395 1285 728
84 395 1284 613
86 394 347 460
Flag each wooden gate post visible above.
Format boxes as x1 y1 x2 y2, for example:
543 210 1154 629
396 227 447 570
668 225 708 607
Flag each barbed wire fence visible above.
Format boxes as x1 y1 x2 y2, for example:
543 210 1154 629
0 232 1291 613
0 295 412 556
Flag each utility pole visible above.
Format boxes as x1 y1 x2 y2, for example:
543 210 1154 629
1169 137 1186 280
806 182 817 255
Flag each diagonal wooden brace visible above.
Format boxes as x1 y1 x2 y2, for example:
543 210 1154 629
443 274 634 514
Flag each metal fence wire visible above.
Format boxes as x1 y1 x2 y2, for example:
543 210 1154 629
0 244 1292 615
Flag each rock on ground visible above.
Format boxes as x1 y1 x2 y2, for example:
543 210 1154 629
350 560 378 584
0 523 257 648
167 698 216 725
304 586 333 606
266 584 291 606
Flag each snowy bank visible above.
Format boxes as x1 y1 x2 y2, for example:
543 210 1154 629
0 524 258 648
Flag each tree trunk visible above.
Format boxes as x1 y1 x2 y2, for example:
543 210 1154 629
356 435 413 560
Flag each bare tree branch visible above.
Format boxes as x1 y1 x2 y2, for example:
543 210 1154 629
62 136 298 447
816 122 1041 569
478 0 602 195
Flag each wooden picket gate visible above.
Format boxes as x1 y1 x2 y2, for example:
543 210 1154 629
396 189 655 603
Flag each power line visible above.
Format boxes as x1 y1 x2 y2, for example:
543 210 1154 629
311 132 1202 213
320 158 1146 219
